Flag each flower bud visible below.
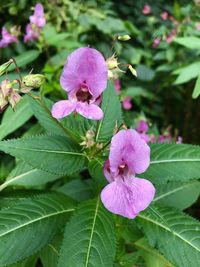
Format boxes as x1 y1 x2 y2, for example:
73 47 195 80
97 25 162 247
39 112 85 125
128 65 137 77
106 55 119 70
117 35 131 41
22 74 45 88
86 130 95 140
108 70 114 80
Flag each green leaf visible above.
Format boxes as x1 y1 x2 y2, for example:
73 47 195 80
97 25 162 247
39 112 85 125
29 96 86 143
192 74 200 99
88 158 106 186
123 86 153 99
174 62 200 84
137 206 200 267
40 233 62 267
0 96 33 140
8 50 40 71
62 113 94 141
0 135 86 175
0 193 75 266
136 65 155 81
0 161 61 191
134 238 174 267
154 180 200 210
56 179 94 202
118 251 142 267
95 81 122 143
141 143 200 183
174 37 200 49
28 96 68 137
58 198 116 267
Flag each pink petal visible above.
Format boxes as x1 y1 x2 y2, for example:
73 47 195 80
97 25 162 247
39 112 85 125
60 47 108 98
109 129 150 175
76 102 103 120
103 160 114 183
101 177 155 219
51 100 76 119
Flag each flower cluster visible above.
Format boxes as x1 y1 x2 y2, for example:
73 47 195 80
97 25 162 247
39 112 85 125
101 129 155 219
136 119 182 144
52 47 108 120
24 3 46 43
0 3 45 48
0 27 18 48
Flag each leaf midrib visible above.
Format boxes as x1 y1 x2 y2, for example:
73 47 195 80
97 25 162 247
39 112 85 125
0 207 74 237
85 197 100 267
153 182 198 201
0 145 84 157
0 169 38 191
138 214 200 253
150 158 200 164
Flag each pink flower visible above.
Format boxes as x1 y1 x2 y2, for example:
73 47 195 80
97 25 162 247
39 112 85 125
136 120 149 133
30 3 46 28
24 23 39 43
122 96 132 110
161 11 169 20
142 5 151 15
114 79 121 94
0 27 17 48
101 129 155 219
176 136 183 144
52 47 108 120
196 23 200 30
152 37 161 48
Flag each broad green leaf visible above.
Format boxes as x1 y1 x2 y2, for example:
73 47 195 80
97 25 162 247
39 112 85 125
174 62 200 84
118 251 142 267
136 65 155 81
0 96 33 140
141 143 200 183
137 206 200 267
8 256 38 267
28 96 69 137
29 96 88 142
134 238 174 267
0 191 46 209
88 158 106 187
40 233 62 267
58 198 116 267
0 193 75 266
192 74 200 99
174 37 200 49
56 179 94 202
0 161 61 191
0 135 86 175
154 180 200 210
95 81 122 143
123 86 153 99
8 50 40 71
62 113 94 141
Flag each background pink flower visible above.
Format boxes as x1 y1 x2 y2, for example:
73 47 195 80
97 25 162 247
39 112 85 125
122 96 132 110
30 3 46 28
0 27 17 48
142 5 151 15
